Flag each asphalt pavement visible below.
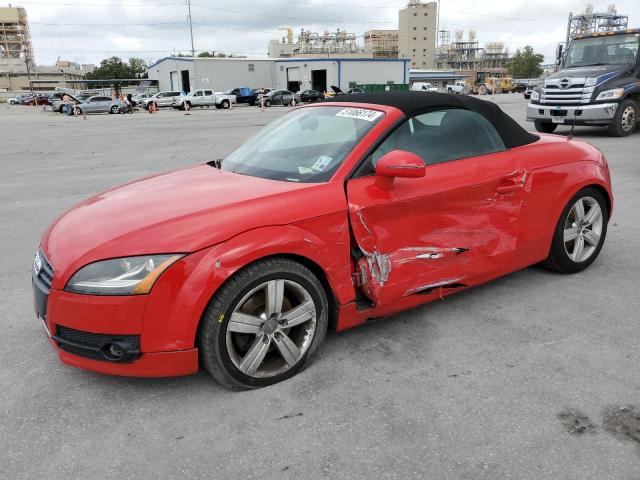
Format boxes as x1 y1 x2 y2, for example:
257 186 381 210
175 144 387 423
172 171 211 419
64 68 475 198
1 96 639 479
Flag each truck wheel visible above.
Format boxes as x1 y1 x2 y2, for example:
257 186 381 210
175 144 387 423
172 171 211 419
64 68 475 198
534 120 558 134
608 99 637 137
221 99 230 109
478 85 487 95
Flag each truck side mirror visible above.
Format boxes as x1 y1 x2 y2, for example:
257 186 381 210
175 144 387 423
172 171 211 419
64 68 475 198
556 44 563 62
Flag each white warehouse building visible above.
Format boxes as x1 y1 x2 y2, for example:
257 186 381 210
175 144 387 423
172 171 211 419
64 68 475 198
147 57 410 93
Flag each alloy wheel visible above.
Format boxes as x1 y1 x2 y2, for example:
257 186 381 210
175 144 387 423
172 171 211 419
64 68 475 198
225 279 317 378
563 196 603 262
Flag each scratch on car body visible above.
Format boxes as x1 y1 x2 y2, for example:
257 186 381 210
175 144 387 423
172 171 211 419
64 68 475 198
405 277 466 296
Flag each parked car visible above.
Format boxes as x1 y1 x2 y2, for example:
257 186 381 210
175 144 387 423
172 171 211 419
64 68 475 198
446 81 469 95
299 89 325 103
225 87 256 105
411 82 439 92
8 94 28 105
74 95 123 114
181 89 236 110
142 91 185 110
51 93 92 113
22 94 53 106
131 93 152 107
33 91 612 390
261 89 299 107
327 85 364 97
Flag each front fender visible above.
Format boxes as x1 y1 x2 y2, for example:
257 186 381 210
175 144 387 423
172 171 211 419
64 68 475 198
142 215 352 352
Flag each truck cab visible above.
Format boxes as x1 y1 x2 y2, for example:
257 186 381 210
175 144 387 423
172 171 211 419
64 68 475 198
527 29 640 136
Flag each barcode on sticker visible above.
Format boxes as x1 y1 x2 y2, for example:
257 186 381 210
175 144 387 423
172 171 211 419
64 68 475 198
335 108 383 122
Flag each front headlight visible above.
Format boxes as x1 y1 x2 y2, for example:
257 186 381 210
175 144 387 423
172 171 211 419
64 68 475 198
595 88 624 101
65 254 184 295
530 90 540 101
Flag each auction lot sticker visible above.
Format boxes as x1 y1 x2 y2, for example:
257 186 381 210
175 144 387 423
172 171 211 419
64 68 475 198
335 108 383 122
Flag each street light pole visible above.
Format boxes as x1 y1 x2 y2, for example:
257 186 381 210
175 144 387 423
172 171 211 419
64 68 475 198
186 0 197 91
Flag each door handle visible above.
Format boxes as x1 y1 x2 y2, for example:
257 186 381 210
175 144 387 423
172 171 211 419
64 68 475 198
496 170 528 195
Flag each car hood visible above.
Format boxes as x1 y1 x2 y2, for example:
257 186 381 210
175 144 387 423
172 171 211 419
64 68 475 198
547 63 632 81
42 165 345 284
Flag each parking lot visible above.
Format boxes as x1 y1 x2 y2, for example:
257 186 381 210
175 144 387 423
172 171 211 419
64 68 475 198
1 96 639 479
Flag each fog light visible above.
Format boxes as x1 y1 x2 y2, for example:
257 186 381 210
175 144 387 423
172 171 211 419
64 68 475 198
106 343 124 359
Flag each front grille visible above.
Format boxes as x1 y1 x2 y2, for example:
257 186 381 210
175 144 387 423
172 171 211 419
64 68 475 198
541 77 593 105
55 325 140 362
37 250 54 290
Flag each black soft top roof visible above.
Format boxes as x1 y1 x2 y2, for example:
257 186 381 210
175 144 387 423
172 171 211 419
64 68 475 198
323 91 538 149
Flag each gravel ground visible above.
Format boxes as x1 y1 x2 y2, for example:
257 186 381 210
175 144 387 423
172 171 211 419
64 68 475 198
1 96 639 479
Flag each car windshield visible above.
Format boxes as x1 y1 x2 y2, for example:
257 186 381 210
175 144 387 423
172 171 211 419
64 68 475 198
221 106 384 183
564 33 639 67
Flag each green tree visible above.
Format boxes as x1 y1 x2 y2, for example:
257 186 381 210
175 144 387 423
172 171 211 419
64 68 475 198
508 46 544 78
85 56 147 79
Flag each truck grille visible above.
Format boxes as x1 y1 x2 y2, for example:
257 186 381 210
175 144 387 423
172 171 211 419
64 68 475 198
541 77 593 105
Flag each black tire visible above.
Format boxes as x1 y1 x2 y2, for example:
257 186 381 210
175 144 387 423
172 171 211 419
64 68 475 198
534 120 558 134
215 104 222 110
249 101 255 106
110 105 119 114
541 187 608 274
608 99 637 137
58 105 64 113
264 99 271 107
221 99 230 109
199 258 329 390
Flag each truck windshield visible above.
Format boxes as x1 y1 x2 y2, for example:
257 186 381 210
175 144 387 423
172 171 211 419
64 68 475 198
564 33 639 68
221 106 384 183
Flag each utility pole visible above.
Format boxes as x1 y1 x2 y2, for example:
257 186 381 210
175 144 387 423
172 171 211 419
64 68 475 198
23 46 33 94
186 0 196 91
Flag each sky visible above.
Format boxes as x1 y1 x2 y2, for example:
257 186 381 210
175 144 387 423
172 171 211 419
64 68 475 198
14 0 640 67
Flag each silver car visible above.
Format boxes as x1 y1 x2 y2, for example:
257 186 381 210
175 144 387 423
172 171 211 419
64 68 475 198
51 93 92 113
75 96 123 114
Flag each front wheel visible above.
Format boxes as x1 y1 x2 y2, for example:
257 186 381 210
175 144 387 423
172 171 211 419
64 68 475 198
542 187 608 274
199 258 329 390
110 105 119 114
264 100 271 107
221 99 230 109
534 120 558 134
609 99 637 137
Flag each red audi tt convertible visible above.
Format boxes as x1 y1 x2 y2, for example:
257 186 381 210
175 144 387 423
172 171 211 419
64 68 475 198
33 92 612 389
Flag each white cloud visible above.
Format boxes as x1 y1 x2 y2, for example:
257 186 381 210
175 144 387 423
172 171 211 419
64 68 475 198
21 0 640 66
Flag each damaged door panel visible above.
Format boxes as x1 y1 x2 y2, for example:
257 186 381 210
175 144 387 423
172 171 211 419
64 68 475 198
347 149 527 307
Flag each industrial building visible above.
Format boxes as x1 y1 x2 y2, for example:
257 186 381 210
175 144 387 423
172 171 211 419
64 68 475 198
565 4 628 44
147 56 409 94
0 6 33 65
363 30 399 58
398 0 437 68
268 29 364 58
435 30 511 71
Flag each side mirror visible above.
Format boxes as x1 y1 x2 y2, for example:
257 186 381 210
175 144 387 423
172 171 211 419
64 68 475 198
556 43 563 61
375 150 425 179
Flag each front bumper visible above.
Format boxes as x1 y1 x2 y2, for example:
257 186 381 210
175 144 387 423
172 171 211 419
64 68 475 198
36 287 199 377
526 102 618 124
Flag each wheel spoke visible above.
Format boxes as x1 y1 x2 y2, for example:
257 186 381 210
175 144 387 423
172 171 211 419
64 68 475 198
282 300 315 327
228 312 264 334
572 236 585 261
573 200 585 222
564 227 579 242
583 230 601 247
239 335 270 375
266 280 284 317
582 206 601 227
274 333 301 367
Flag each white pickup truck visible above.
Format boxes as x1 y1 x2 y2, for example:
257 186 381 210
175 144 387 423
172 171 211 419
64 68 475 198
181 89 236 110
446 81 469 95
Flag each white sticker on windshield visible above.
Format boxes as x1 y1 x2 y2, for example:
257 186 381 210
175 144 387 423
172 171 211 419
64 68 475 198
311 155 333 172
335 108 383 122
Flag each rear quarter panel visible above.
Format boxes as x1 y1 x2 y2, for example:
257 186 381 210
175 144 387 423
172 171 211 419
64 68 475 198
513 135 612 268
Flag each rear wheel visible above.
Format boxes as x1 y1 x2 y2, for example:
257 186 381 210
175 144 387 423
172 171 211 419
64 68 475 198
534 120 558 134
542 187 608 273
609 99 637 137
199 258 328 390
